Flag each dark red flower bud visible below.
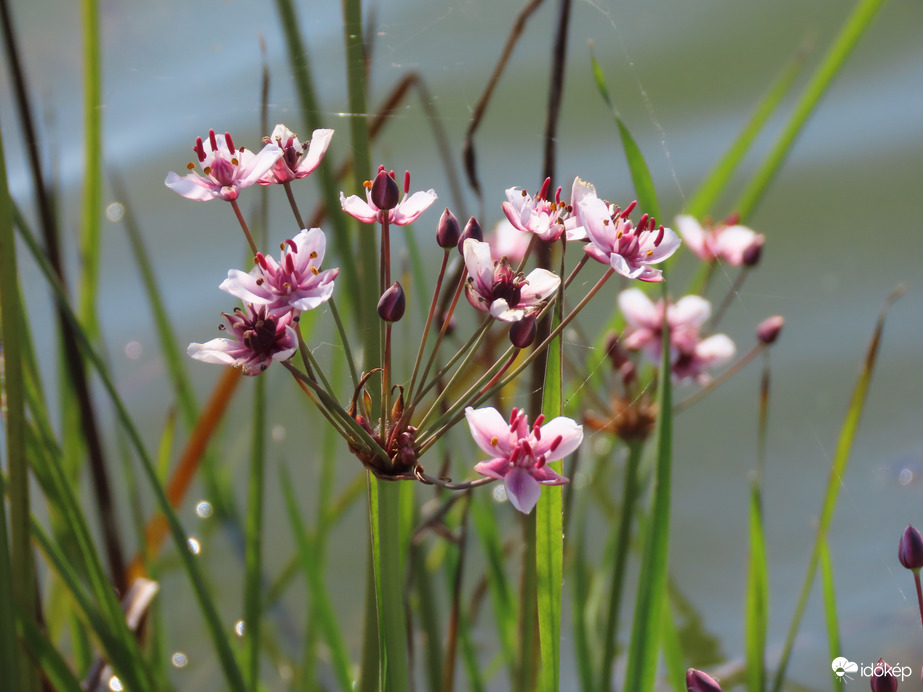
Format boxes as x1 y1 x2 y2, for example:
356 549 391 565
870 658 899 692
509 314 537 348
437 208 461 248
377 282 406 322
686 669 722 692
899 525 923 571
742 236 764 266
457 216 483 253
371 168 400 211
756 316 784 345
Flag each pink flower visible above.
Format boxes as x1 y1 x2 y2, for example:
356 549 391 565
258 124 333 185
579 196 681 282
466 406 582 514
501 178 566 242
562 176 598 242
165 129 282 202
618 288 734 384
187 304 297 376
220 227 339 314
462 238 560 322
340 166 437 225
674 215 764 266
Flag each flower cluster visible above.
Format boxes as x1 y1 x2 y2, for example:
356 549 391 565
168 127 780 512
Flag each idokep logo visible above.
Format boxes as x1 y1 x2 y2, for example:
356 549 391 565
831 656 913 684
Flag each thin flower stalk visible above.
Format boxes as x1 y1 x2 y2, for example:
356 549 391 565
405 248 452 405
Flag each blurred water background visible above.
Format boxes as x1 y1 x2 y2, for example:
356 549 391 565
2 0 923 688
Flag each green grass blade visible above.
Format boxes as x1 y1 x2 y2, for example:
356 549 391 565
685 43 808 219
589 48 660 219
78 0 102 337
770 286 902 692
660 598 686 692
745 482 768 692
623 280 673 692
280 466 354 692
735 0 889 220
536 303 564 692
0 112 30 692
244 376 266 691
16 608 84 692
819 537 841 667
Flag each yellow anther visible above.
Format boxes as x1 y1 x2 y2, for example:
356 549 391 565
311 267 319 275
310 251 318 259
186 162 195 170
490 436 499 446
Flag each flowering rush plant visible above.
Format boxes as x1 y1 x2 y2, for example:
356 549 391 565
165 119 783 690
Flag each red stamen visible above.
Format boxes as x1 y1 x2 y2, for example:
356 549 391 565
539 177 551 200
224 132 235 152
638 213 649 230
621 200 637 218
403 170 410 195
208 129 219 151
549 434 563 453
255 253 270 271
654 225 665 246
285 254 296 273
285 238 298 253
194 137 207 162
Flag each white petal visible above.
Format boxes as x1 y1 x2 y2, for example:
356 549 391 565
465 407 512 456
505 468 542 514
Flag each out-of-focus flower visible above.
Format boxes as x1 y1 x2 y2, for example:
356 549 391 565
165 129 282 202
187 305 297 376
899 525 923 572
488 219 533 264
220 227 339 313
580 195 680 282
870 658 899 692
618 288 734 384
258 124 333 185
340 165 437 225
686 668 723 692
501 178 566 242
756 315 785 345
463 238 559 322
675 215 765 267
466 406 582 514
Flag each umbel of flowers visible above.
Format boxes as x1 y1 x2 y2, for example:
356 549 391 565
167 127 778 512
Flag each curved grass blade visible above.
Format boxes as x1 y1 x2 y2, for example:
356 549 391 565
685 40 809 220
16 606 84 692
770 285 904 692
589 46 660 219
735 0 889 220
819 537 841 667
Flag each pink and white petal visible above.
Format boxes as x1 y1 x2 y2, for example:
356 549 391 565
463 239 496 292
695 333 736 366
633 265 665 283
291 227 327 271
296 128 334 176
520 268 560 303
618 288 659 329
609 253 646 280
583 242 611 265
187 339 243 367
465 406 513 456
220 269 274 304
643 229 682 264
674 215 709 260
290 282 336 311
473 457 512 480
490 219 532 263
534 416 583 461
340 193 379 223
489 299 524 322
238 144 284 186
714 226 759 265
270 327 299 362
569 177 597 216
501 199 530 233
579 196 615 250
165 172 218 201
392 189 438 225
504 468 543 514
670 295 711 330
530 464 569 485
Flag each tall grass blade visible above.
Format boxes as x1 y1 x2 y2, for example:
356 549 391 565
623 280 673 692
244 376 267 691
819 538 841 670
745 482 769 692
770 285 903 692
735 0 889 220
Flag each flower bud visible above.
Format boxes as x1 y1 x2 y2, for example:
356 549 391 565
457 216 483 253
871 658 898 692
899 525 923 571
377 282 406 322
686 669 722 692
742 235 765 266
756 315 785 345
509 314 537 348
436 208 461 248
371 168 400 211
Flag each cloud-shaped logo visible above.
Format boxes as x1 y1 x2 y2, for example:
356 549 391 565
831 657 859 678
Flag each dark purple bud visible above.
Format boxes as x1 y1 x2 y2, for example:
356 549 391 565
371 168 400 210
377 282 406 322
509 314 537 348
436 208 460 248
457 216 483 253
871 658 899 692
756 316 784 345
686 669 722 692
899 525 923 571
742 236 765 266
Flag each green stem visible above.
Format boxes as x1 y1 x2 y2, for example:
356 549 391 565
243 377 266 691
